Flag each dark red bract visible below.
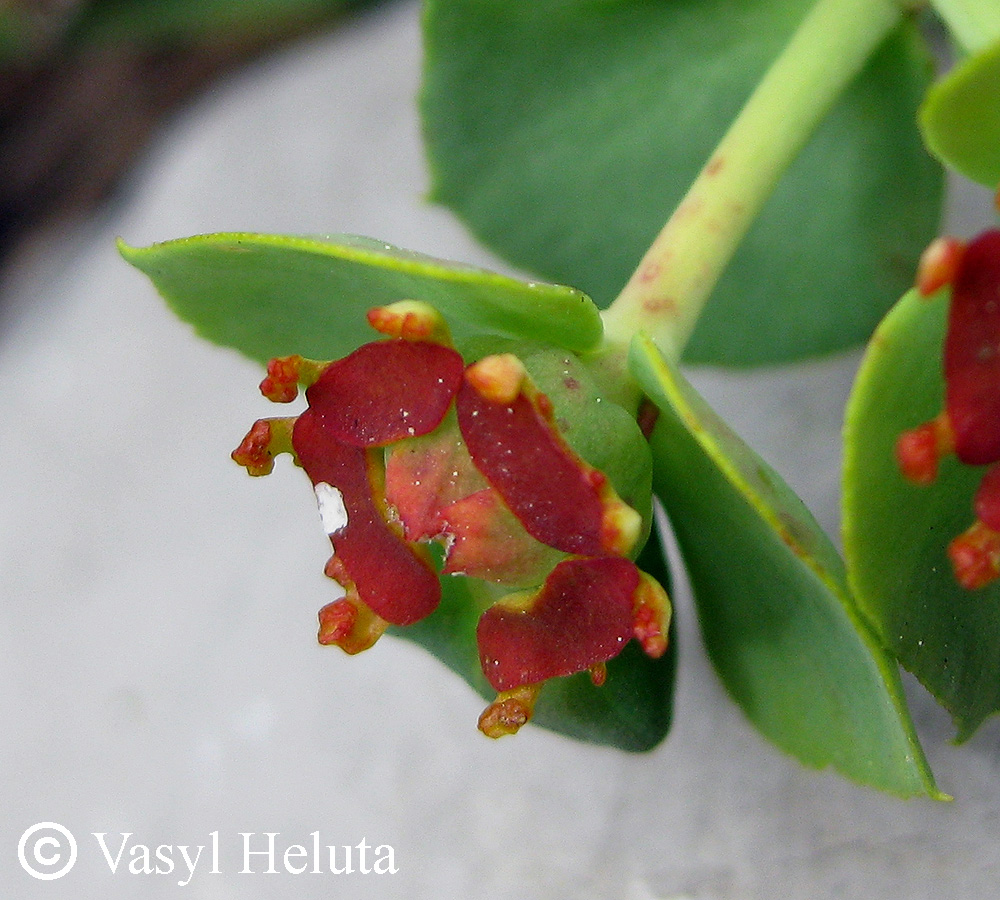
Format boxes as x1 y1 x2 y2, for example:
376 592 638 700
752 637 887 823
477 557 638 691
306 340 464 447
292 412 441 626
457 378 608 556
945 230 1000 466
898 230 1000 590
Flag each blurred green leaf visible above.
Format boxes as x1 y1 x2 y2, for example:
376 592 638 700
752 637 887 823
843 287 1000 740
422 0 942 366
0 7 39 62
630 334 940 796
920 36 1000 187
120 232 603 362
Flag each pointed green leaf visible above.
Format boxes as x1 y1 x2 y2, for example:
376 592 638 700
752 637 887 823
920 36 1000 187
422 0 942 366
398 519 676 752
630 335 940 796
120 232 603 363
843 287 1000 740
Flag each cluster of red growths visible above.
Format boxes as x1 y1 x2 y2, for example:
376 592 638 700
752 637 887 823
897 230 1000 589
232 300 671 735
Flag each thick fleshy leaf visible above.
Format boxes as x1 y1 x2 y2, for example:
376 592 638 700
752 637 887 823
119 233 603 362
395 523 676 752
422 0 942 366
843 287 1000 740
630 335 940 796
920 37 1000 187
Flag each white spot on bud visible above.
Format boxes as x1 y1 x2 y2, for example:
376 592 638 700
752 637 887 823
314 482 349 535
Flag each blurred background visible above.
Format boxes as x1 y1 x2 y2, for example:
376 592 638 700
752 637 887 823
2 1 1000 897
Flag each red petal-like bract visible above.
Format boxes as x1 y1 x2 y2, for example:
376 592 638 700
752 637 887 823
456 379 607 556
945 229 1000 466
292 412 440 625
975 464 1000 533
304 340 464 448
477 557 639 691
384 417 488 542
440 488 563 586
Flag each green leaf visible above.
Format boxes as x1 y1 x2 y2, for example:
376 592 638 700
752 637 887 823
630 334 941 796
398 519 676 752
422 0 942 366
120 232 603 363
920 36 1000 187
843 287 1000 740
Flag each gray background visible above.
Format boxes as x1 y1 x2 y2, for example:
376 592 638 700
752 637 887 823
3 2 999 897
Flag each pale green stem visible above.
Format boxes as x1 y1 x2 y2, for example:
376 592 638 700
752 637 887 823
932 0 1000 53
601 0 909 365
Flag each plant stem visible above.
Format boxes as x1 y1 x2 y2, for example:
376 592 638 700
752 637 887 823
932 0 1000 53
601 0 909 364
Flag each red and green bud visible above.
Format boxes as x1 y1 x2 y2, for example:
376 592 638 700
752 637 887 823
897 230 1000 589
232 300 670 735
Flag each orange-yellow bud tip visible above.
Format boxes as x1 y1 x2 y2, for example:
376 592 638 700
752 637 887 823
464 354 527 405
318 598 357 644
232 419 277 476
260 355 303 402
600 500 642 557
916 237 966 297
896 415 954 485
366 301 451 343
259 355 328 402
632 572 671 658
477 684 541 738
949 522 1000 590
232 417 296 475
317 597 389 655
589 662 608 687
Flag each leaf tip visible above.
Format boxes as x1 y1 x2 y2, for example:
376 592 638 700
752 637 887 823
116 236 141 262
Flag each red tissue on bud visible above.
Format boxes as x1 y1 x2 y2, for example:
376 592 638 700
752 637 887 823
292 412 441 628
457 376 611 557
305 340 464 447
943 231 1000 467
231 301 670 735
477 557 638 691
898 230 1000 590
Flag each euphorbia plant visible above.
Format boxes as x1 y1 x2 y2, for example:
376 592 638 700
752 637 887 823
122 0 1000 798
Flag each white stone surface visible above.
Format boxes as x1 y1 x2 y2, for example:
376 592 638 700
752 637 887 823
2 2 999 897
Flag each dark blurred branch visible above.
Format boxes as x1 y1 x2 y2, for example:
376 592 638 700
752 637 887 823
0 0 376 260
